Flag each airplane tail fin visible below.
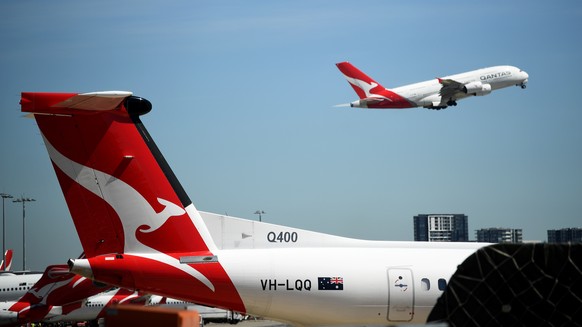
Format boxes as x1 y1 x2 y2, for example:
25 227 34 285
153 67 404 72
20 92 216 257
1 249 13 271
21 92 245 312
7 264 105 324
336 61 386 99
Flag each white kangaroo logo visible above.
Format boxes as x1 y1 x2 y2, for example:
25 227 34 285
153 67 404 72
343 74 392 102
43 135 215 292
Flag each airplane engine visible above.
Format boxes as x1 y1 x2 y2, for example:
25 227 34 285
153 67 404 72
463 81 492 96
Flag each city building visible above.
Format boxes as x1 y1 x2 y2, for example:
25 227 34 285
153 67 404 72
413 214 469 242
475 228 523 243
547 228 582 243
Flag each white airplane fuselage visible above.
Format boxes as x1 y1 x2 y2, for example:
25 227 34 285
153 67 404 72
72 206 484 326
396 66 527 108
219 245 479 325
0 273 41 302
198 211 483 325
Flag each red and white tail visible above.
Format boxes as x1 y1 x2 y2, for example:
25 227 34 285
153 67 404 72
17 264 104 306
3 264 105 325
336 61 386 99
1 249 13 271
21 91 245 312
21 91 216 258
335 62 413 109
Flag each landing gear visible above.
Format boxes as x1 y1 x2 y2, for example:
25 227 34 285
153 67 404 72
446 100 458 106
520 84 527 89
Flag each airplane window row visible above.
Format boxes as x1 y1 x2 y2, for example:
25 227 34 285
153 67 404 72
87 302 105 307
1 286 32 291
420 278 447 291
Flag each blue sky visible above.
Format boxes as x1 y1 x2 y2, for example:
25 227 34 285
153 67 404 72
1 1 581 270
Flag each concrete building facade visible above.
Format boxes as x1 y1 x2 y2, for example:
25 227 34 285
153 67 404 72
413 214 469 242
475 228 523 243
547 228 582 243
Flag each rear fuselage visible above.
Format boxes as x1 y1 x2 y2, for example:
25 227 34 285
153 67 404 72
72 221 485 326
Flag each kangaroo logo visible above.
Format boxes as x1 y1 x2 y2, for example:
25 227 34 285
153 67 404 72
342 74 391 102
42 134 216 292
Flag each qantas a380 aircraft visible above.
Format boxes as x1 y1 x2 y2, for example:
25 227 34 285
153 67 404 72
21 91 487 326
336 62 528 110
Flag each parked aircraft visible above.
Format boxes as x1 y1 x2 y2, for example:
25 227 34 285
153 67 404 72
0 250 42 303
336 62 528 109
0 264 106 326
42 287 143 324
0 250 13 271
21 91 487 325
1 264 231 326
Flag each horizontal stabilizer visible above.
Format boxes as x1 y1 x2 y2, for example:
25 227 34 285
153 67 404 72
21 91 132 114
54 91 132 111
332 103 351 108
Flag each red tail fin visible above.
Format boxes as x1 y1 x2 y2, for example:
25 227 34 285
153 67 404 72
21 92 215 258
17 264 104 306
336 61 386 99
1 249 13 271
335 62 414 109
21 91 245 313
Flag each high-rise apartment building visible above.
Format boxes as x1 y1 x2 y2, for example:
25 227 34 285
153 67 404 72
475 228 523 243
413 214 469 242
547 228 582 243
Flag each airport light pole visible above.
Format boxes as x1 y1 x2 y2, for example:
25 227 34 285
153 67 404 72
254 210 265 222
13 196 35 271
1 193 13 268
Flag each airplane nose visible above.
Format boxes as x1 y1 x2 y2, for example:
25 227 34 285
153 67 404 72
518 71 529 89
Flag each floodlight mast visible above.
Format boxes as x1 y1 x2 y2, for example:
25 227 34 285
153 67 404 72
254 210 266 222
13 196 35 270
0 193 13 269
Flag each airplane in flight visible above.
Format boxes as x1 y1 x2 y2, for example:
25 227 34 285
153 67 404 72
21 91 488 326
336 62 529 110
0 250 13 271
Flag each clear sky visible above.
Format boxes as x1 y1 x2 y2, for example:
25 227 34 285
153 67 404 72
1 1 581 270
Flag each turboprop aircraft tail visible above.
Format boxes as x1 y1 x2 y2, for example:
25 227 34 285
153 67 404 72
21 92 245 312
20 91 215 257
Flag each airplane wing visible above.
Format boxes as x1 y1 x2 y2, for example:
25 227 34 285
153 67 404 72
438 78 464 100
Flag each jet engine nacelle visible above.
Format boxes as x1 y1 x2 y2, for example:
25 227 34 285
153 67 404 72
463 81 492 96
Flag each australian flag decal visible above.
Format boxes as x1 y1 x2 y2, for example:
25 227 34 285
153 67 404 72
318 277 344 290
